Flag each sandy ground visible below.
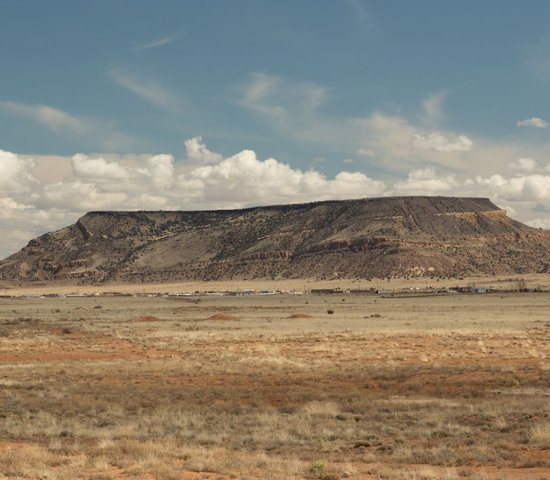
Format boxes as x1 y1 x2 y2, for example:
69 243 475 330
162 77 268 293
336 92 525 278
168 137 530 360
0 292 548 479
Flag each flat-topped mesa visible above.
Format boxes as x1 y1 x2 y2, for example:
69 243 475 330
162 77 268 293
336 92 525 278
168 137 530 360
83 196 501 218
0 196 549 284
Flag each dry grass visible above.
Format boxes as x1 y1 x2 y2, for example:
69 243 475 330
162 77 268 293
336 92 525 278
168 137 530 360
530 421 550 448
0 293 548 479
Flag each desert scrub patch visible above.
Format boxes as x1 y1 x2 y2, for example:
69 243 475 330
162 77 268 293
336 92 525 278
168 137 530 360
301 401 341 417
530 420 550 447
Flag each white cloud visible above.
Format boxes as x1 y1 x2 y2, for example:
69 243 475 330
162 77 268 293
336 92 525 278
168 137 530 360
41 180 129 210
412 132 473 152
355 113 416 162
72 154 131 180
473 173 550 203
330 171 385 198
185 136 223 164
111 68 182 113
142 154 175 190
491 175 550 201
0 197 34 217
136 33 179 51
508 157 537 174
241 73 288 121
0 150 38 193
0 101 92 133
517 117 549 128
392 168 458 195
181 149 385 204
72 153 176 191
356 148 374 157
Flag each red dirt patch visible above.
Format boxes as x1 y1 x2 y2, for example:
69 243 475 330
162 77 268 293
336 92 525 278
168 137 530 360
207 313 240 321
0 332 180 363
0 441 32 449
128 315 162 322
288 313 314 318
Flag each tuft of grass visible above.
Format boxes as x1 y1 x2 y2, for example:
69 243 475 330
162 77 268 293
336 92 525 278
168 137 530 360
530 421 550 447
301 401 341 417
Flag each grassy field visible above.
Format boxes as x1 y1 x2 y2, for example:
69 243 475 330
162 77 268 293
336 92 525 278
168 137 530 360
0 292 549 479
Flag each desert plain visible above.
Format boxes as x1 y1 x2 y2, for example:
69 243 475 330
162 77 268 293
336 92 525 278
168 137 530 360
0 277 549 480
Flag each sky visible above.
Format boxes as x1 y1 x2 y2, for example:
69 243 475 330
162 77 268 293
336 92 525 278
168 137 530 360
2 1 550 258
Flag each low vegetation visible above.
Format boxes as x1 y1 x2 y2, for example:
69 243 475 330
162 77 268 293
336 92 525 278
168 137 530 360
0 293 548 479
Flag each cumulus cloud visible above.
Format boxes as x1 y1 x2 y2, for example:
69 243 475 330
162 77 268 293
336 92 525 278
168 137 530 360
72 154 131 180
482 174 550 202
141 155 175 190
0 149 38 193
41 180 129 210
392 168 458 195
179 149 385 204
517 117 549 128
412 132 473 152
185 136 223 164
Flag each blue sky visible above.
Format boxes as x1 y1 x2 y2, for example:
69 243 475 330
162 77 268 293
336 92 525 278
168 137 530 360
2 1 550 257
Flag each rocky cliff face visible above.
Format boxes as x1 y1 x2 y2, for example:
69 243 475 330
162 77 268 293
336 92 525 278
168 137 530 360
1 196 550 284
